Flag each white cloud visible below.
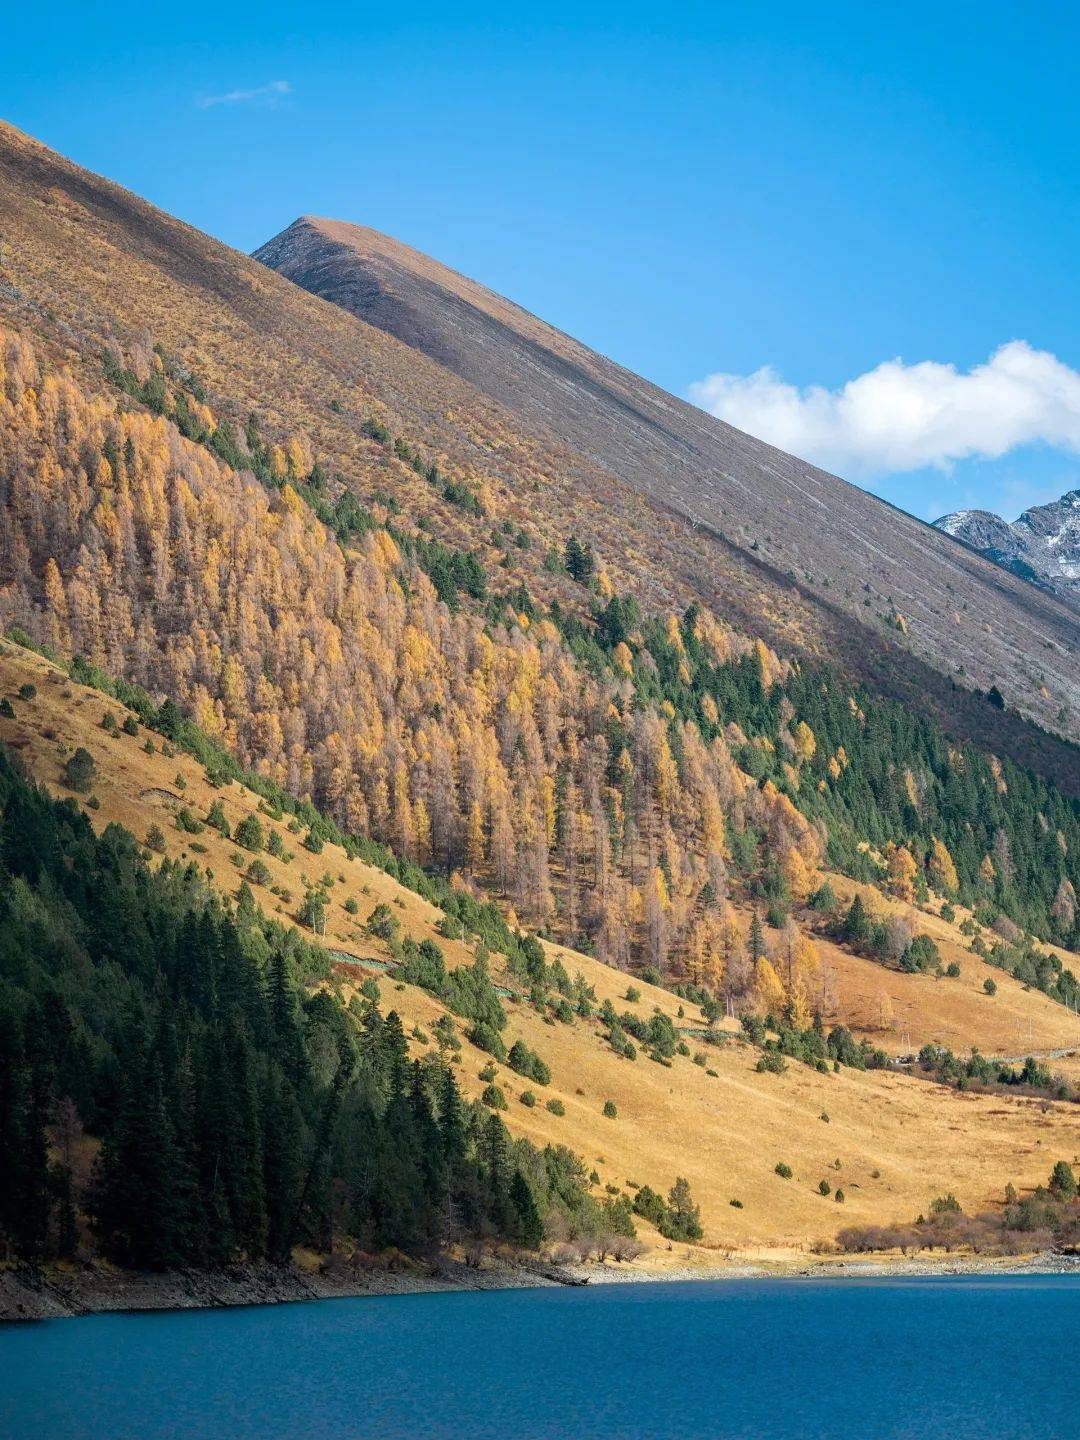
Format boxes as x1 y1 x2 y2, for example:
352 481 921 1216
197 80 292 110
688 342 1080 477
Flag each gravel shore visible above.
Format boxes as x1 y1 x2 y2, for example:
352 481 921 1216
0 1255 569 1323
4 1249 1077 1322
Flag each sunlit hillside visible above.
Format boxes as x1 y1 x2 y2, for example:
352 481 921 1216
3 639 1076 1258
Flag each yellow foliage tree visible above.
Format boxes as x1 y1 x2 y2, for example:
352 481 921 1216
928 836 959 896
754 956 786 1012
886 843 918 904
793 721 816 764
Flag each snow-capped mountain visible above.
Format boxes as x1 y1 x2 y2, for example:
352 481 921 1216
934 490 1080 610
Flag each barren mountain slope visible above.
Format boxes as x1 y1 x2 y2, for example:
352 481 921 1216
0 120 1076 785
2 639 1077 1251
256 216 1080 755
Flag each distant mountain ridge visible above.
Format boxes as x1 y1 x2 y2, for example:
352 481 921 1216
934 491 1080 611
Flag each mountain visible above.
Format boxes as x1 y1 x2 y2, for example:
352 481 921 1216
1 119 1080 1288
255 217 1080 759
934 491 1080 610
0 117 1076 784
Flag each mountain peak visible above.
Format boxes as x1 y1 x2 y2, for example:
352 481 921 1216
934 491 1080 609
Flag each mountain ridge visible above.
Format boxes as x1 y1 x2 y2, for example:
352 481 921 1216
0 115 1077 799
934 490 1080 610
0 117 1076 789
254 213 1080 756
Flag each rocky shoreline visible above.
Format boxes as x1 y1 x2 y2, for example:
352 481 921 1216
4 1249 1077 1323
0 1255 575 1323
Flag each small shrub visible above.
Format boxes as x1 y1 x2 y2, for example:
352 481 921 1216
17 683 36 701
520 1090 537 1108
62 747 96 792
729 1198 743 1208
234 815 265 853
546 1098 565 1117
1048 1160 1077 1197
808 881 837 913
756 1050 788 1075
206 800 230 838
175 807 204 835
983 977 997 996
508 1039 551 1085
775 1162 793 1179
818 1180 832 1197
245 859 272 886
367 902 400 942
145 824 166 854
835 1189 845 1203
0 698 14 719
481 1083 507 1110
360 977 381 1004
602 1100 618 1119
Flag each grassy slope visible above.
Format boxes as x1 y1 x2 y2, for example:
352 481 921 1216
810 876 1080 1058
3 641 1078 1260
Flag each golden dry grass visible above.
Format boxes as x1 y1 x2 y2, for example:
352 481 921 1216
815 874 1080 1057
3 639 1078 1256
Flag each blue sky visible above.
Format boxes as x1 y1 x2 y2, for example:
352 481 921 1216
5 1 1078 521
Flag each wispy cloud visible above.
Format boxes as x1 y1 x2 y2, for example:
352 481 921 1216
689 342 1080 478
196 79 292 110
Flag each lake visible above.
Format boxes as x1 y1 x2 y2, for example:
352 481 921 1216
2 1274 1078 1439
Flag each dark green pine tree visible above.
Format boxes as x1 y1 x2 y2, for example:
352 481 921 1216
749 910 765 964
93 1019 183 1269
509 1170 543 1249
223 1026 268 1259
266 949 309 1090
480 1111 513 1232
841 893 870 946
262 1068 305 1263
0 998 53 1263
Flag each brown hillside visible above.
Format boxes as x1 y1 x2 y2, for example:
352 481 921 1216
2 639 1077 1254
255 214 1080 766
0 120 1075 794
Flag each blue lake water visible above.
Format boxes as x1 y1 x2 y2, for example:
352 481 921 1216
2 1274 1078 1439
